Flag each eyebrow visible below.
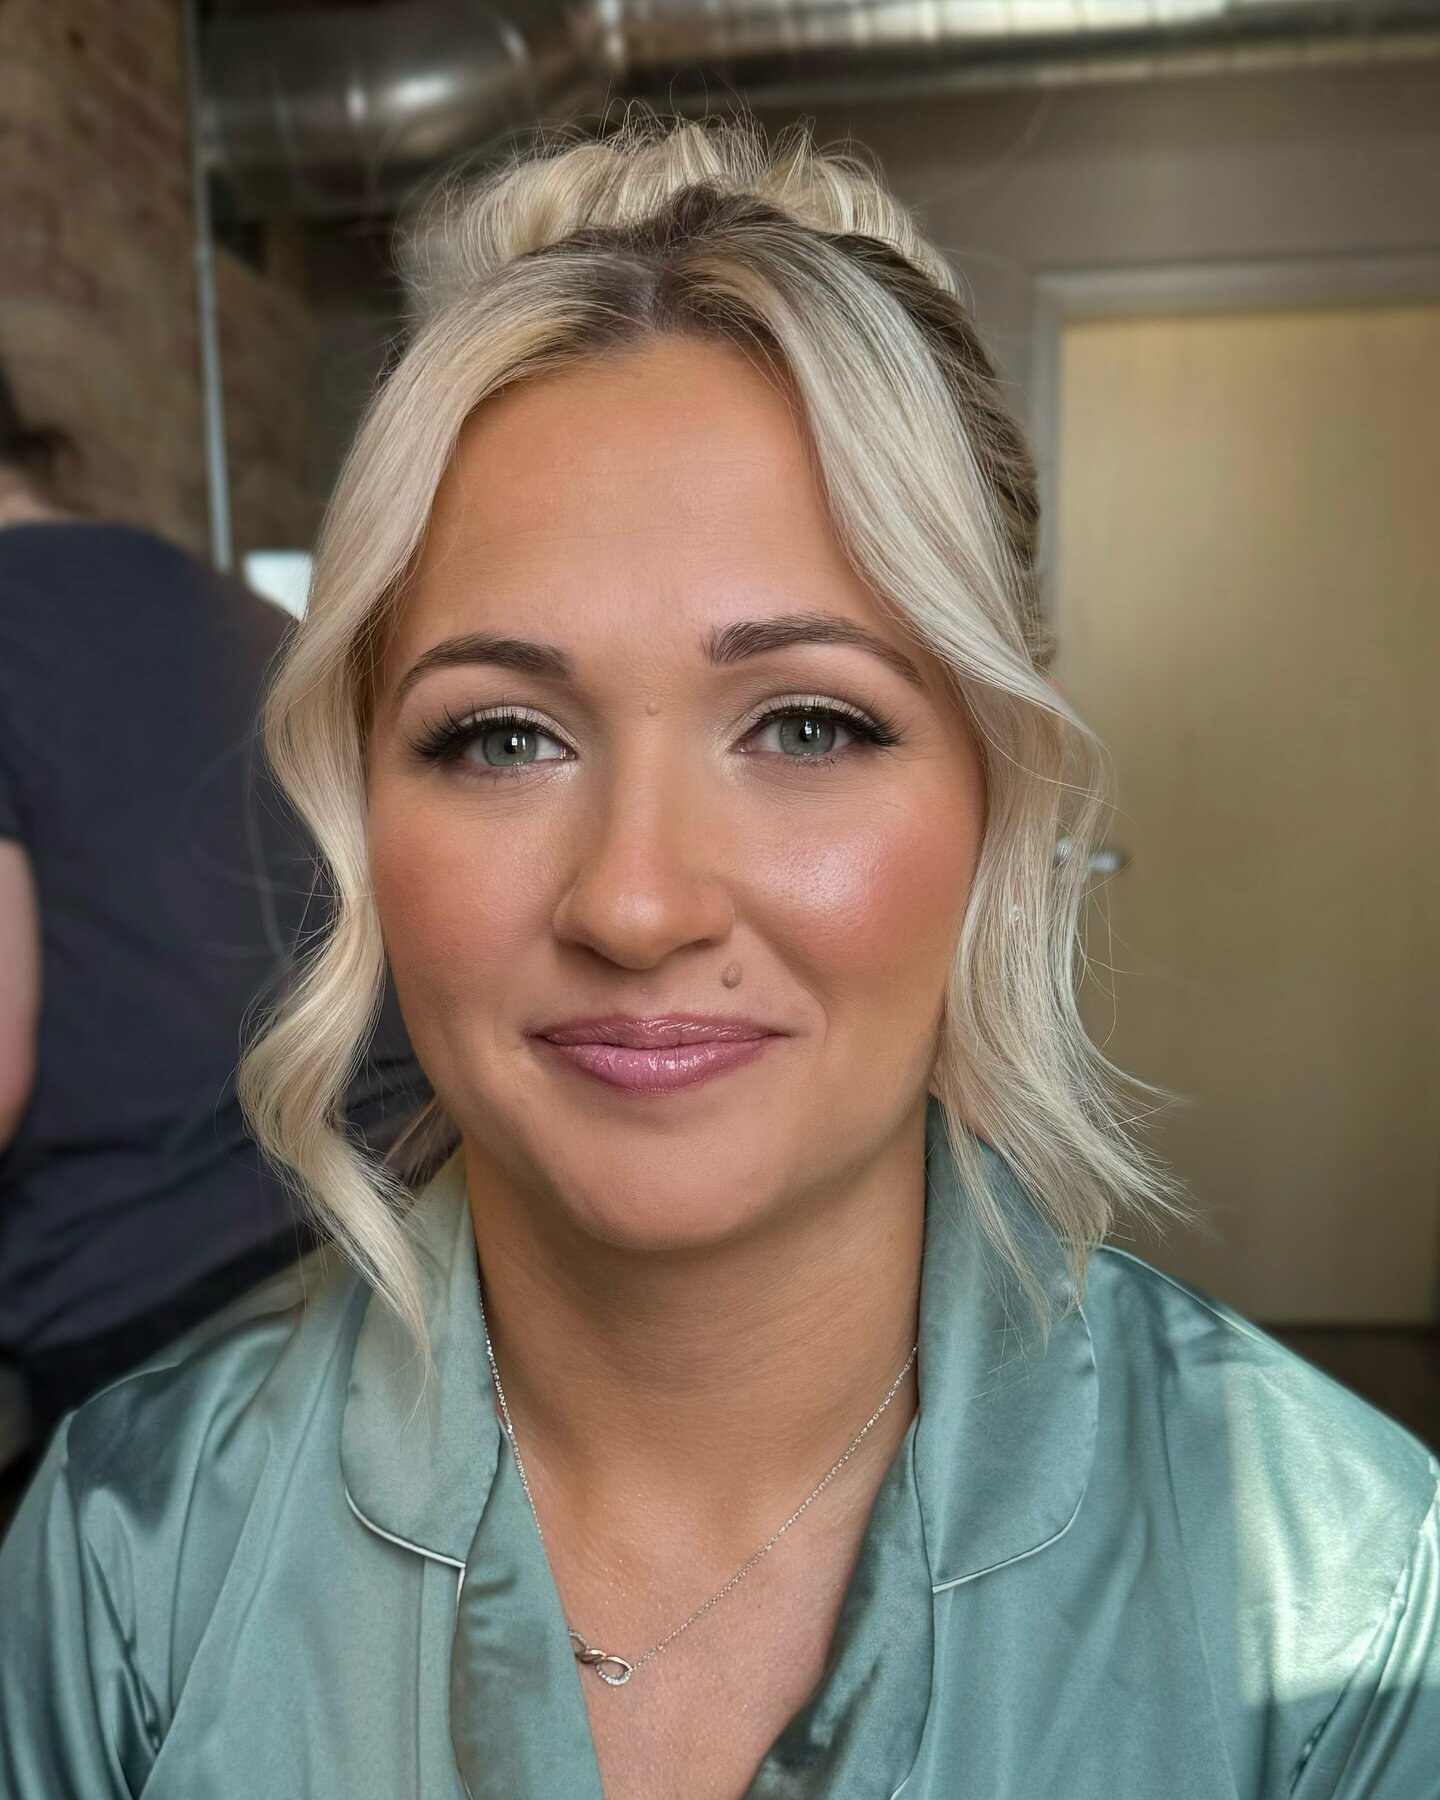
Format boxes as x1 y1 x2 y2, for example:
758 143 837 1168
392 634 572 706
705 614 926 689
392 611 926 705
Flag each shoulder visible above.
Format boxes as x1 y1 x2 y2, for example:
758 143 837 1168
63 1245 366 1516
0 523 279 642
0 521 181 589
1078 1246 1440 1784
8 1249 369 1665
1081 1243 1439 1695
1084 1241 1436 1498
0 1251 377 1791
0 523 197 653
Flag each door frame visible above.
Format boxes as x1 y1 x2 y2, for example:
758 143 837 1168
1028 250 1440 617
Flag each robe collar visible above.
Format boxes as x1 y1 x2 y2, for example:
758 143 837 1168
339 1095 1099 1591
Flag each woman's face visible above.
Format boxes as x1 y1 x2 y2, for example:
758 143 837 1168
367 336 986 1250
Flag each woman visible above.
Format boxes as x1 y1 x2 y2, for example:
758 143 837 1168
0 364 424 1454
0 111 1435 1799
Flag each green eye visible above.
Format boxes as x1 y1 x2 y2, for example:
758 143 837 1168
751 707 862 758
475 726 537 766
459 721 568 768
412 707 572 770
777 712 843 756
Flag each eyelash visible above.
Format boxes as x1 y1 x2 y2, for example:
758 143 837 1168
407 694 902 773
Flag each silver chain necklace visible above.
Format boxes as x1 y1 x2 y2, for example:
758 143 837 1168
478 1275 918 1689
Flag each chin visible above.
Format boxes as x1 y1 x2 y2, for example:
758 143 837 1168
450 1046 820 1251
546 1139 786 1255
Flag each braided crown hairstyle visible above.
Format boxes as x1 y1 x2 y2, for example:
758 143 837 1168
239 107 1179 1362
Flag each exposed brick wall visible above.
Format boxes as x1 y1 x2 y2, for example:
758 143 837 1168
0 0 324 560
0 0 204 544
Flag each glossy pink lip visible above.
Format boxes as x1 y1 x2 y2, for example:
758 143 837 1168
531 1014 784 1095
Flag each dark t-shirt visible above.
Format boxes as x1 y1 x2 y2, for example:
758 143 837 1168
0 522 423 1358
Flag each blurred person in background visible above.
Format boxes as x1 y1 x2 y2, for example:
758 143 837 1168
0 361 424 1469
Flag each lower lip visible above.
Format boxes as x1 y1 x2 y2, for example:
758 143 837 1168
534 1036 778 1095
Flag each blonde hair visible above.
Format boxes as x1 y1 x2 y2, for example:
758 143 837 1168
239 105 1182 1359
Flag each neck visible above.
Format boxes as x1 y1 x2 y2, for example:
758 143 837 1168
0 470 70 528
462 1106 926 1550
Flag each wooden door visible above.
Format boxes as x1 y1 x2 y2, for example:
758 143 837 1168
1052 301 1440 1323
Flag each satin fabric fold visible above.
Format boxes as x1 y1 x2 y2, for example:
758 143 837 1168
747 1415 934 1799
450 1443 606 1798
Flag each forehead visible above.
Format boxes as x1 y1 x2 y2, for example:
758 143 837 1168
391 337 897 660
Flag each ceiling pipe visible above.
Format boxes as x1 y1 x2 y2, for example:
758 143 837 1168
200 0 1440 217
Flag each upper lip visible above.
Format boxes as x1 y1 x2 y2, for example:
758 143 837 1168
533 1013 782 1048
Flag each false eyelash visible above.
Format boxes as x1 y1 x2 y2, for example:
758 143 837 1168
744 694 903 749
409 702 562 764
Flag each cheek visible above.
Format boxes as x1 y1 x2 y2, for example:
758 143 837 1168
367 784 541 1027
749 773 983 1011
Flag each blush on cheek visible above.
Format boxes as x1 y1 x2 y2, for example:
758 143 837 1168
366 796 520 1056
762 793 980 990
745 797 978 1128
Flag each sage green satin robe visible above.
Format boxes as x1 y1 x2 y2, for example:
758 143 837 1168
2 1100 1438 1797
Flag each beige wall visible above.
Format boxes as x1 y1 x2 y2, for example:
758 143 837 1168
761 56 1440 417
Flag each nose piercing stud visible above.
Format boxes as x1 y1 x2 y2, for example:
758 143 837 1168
721 962 742 989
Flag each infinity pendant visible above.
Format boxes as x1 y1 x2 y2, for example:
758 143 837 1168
569 1630 635 1686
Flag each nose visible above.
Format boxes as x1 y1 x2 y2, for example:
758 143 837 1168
550 770 735 972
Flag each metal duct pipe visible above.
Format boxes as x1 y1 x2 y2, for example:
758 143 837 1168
201 0 1440 218
200 0 597 218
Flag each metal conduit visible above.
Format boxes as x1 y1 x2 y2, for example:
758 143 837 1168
201 0 1440 215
